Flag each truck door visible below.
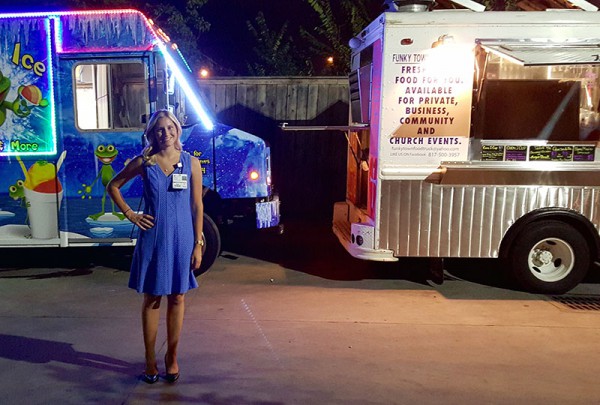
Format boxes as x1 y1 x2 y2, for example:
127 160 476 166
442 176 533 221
348 42 377 216
58 55 150 245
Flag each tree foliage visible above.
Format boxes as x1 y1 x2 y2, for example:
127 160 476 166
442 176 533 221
144 0 211 69
245 0 519 76
300 0 381 75
246 12 311 76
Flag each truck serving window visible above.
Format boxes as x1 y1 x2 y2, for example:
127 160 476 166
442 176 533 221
74 62 148 131
473 43 600 142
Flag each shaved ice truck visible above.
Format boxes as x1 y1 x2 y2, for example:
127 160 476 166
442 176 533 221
333 1 600 293
0 9 279 272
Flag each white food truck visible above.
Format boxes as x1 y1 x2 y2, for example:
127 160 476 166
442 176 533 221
329 0 600 294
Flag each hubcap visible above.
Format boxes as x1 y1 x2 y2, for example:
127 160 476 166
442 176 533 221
527 238 574 282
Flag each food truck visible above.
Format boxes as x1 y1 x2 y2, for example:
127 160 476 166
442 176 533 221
0 9 280 272
332 0 600 293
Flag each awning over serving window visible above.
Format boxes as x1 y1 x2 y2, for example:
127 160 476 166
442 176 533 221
478 40 600 66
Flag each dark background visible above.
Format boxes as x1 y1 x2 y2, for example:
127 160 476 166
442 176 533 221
198 0 322 74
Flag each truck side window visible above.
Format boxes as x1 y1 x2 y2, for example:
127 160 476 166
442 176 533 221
473 50 600 142
349 45 374 125
74 62 148 131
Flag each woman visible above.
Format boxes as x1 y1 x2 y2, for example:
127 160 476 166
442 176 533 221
107 109 204 384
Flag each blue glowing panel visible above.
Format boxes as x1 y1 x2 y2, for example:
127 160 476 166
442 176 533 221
182 123 270 199
214 124 269 199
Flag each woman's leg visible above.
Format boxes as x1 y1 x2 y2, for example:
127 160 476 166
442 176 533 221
165 293 185 374
142 294 162 375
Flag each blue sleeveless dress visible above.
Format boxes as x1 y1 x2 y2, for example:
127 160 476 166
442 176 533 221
129 151 198 295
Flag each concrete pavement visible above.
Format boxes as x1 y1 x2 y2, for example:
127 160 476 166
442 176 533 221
0 221 599 404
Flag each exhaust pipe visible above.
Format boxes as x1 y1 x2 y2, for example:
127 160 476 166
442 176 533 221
387 0 435 12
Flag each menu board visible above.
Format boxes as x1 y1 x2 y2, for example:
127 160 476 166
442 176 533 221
551 146 573 161
529 146 553 161
505 145 527 161
481 143 596 162
574 145 595 161
481 145 504 161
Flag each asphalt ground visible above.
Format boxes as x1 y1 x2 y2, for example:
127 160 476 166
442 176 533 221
0 220 599 404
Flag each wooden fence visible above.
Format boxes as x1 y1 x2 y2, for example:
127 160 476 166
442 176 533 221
197 77 349 220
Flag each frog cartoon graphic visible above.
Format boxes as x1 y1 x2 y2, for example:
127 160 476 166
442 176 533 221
9 179 26 204
0 70 49 126
9 179 30 224
79 144 125 221
0 70 13 127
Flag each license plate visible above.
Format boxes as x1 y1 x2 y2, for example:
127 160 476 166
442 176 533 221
256 200 280 229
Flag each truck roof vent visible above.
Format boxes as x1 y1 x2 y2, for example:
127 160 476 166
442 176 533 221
387 0 435 12
386 0 486 12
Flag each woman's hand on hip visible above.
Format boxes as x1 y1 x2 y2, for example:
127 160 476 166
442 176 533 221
126 212 155 230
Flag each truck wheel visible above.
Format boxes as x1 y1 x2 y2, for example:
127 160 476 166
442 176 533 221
510 220 589 294
195 213 221 276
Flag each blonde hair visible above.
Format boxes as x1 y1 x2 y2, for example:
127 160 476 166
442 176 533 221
141 109 183 164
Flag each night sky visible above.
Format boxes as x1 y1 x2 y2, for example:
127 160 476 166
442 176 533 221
198 0 323 75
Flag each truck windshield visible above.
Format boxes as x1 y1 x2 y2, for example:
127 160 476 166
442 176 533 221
154 43 214 130
153 51 213 128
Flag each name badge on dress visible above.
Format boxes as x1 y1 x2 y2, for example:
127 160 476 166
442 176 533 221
172 173 188 190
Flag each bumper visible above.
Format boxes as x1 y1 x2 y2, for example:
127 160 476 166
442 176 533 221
332 202 397 262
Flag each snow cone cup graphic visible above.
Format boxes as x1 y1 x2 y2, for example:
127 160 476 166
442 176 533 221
24 185 63 239
17 154 66 239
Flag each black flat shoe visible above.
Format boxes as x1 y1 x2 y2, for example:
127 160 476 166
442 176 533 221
164 372 180 383
141 373 159 384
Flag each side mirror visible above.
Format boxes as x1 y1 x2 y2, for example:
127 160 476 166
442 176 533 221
167 69 175 95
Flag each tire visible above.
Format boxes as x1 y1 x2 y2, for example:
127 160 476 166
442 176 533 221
510 220 590 294
194 213 221 277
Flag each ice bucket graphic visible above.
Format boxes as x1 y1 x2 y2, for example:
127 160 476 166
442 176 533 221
24 187 63 239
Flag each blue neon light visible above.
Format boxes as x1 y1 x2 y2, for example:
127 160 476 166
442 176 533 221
46 17 57 156
174 46 193 73
156 40 214 131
